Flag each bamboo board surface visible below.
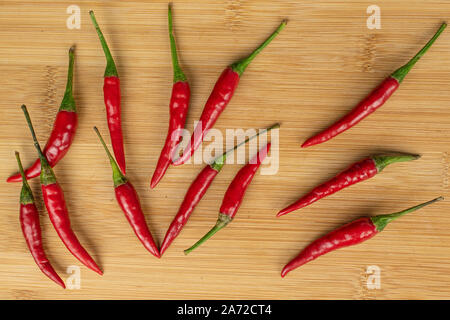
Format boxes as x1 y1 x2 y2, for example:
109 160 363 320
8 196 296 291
1 0 450 300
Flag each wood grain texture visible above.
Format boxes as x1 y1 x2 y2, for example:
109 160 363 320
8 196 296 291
1 0 450 299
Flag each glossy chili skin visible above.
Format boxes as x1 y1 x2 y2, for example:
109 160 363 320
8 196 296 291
20 203 66 288
90 11 126 175
160 165 219 255
104 76 126 174
302 23 446 148
8 112 78 182
281 197 443 277
281 218 377 277
42 183 103 275
115 182 160 258
173 20 286 166
220 142 270 219
184 143 271 255
151 81 190 188
302 78 399 148
8 47 77 183
278 158 377 216
173 68 239 165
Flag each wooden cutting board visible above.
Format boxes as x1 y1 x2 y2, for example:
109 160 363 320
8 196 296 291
1 0 449 300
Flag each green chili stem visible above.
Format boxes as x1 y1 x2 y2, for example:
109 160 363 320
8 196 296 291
230 20 287 76
372 154 420 172
184 213 232 255
210 123 280 172
168 4 187 83
93 126 127 187
391 22 446 83
59 46 76 112
89 10 119 77
371 197 443 232
15 151 34 204
21 105 56 185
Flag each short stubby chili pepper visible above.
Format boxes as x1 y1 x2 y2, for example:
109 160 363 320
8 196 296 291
160 124 279 255
94 127 160 258
90 10 126 174
184 142 271 255
301 23 446 148
173 20 286 166
15 151 65 288
22 105 103 275
7 47 77 183
150 4 191 189
277 154 420 216
281 197 443 277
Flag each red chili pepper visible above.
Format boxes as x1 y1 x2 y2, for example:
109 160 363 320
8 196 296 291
160 124 279 255
15 151 65 288
173 20 286 166
90 11 126 174
281 197 443 277
184 142 271 255
302 23 446 148
150 4 191 189
278 154 420 217
7 47 77 183
94 127 160 258
22 105 103 275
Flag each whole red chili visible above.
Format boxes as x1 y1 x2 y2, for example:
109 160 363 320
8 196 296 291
7 47 77 183
94 127 160 258
22 105 103 275
173 20 286 166
150 4 191 189
160 124 279 255
302 23 446 148
15 151 65 288
184 142 271 254
281 197 443 277
90 11 126 174
277 154 420 216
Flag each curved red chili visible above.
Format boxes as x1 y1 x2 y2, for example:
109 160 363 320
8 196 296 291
173 20 286 166
8 47 77 183
302 23 446 148
151 4 190 188
160 124 279 255
281 197 443 277
94 127 160 258
22 105 103 275
184 142 271 255
90 11 126 175
277 154 420 216
15 152 65 288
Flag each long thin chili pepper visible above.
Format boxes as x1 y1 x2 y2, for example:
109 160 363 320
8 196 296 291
21 105 103 275
150 4 191 189
281 197 443 277
301 23 446 148
94 127 160 258
160 124 279 255
173 20 286 166
15 151 65 288
8 47 77 183
90 10 126 174
277 154 420 217
184 142 271 255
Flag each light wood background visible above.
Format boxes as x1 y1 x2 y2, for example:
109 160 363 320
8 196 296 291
1 0 449 300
